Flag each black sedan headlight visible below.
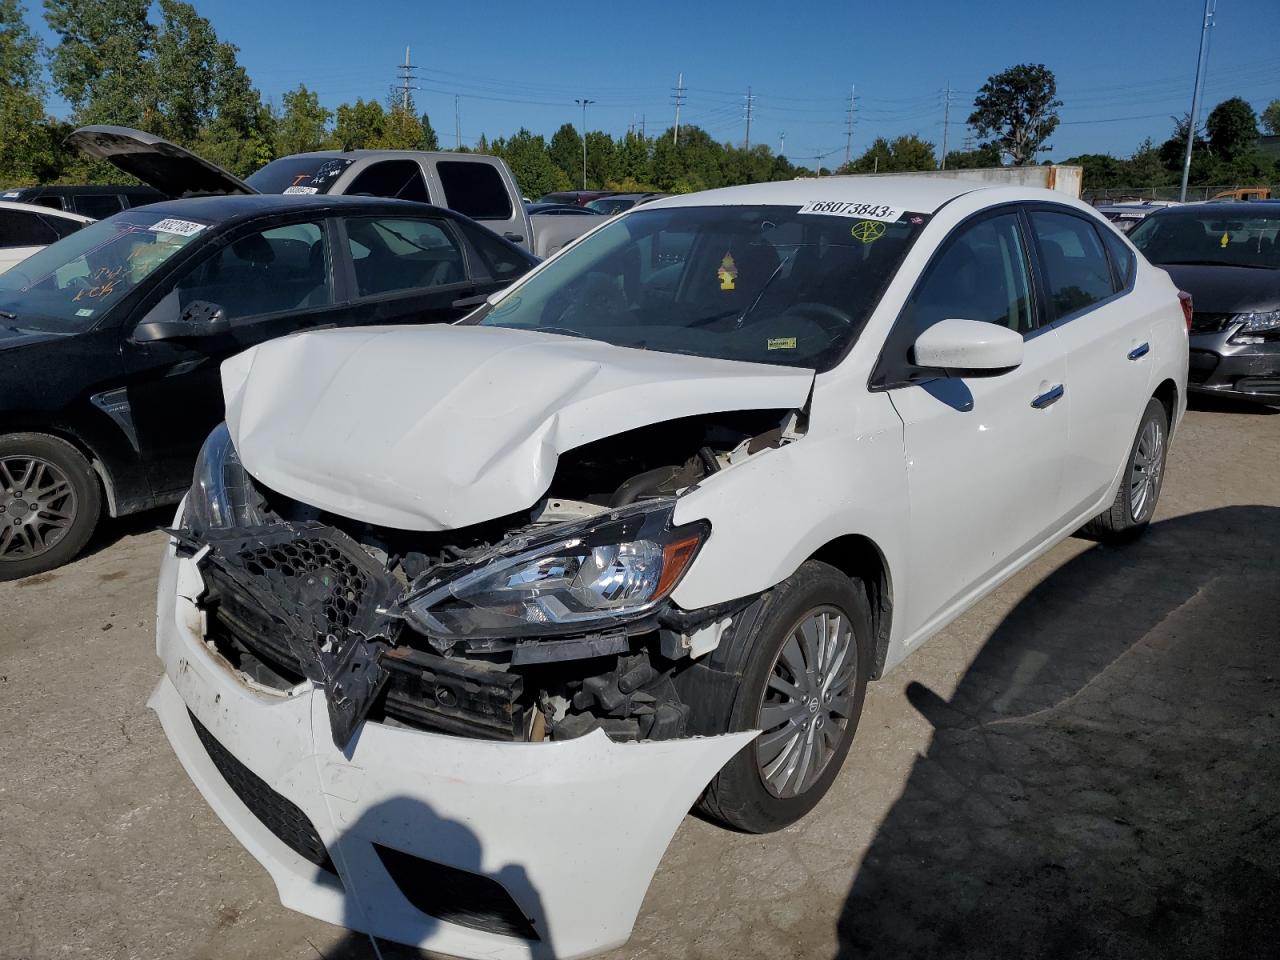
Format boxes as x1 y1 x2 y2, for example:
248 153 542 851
1230 309 1280 344
405 501 707 639
184 422 263 531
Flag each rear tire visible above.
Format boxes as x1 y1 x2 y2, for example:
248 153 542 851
1081 397 1168 542
698 560 872 833
0 433 101 581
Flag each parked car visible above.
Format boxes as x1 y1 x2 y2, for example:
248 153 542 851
149 177 1186 959
584 192 669 215
1095 200 1176 233
0 194 536 579
0 200 92 273
66 125 596 260
2 183 165 219
1128 202 1279 403
523 202 603 217
1211 186 1272 202
538 189 621 207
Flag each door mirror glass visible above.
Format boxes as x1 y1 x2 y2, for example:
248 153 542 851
134 295 228 342
912 318 1024 374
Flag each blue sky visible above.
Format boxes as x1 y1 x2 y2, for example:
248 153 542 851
22 0 1280 163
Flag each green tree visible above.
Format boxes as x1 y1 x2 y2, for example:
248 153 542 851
419 112 439 150
943 141 1002 169
0 0 58 184
1205 97 1259 162
45 0 154 128
584 130 618 187
333 98 385 150
491 128 569 198
1263 99 1280 136
275 83 330 156
968 63 1062 166
848 134 936 173
1121 138 1167 190
615 130 651 183
1064 152 1124 190
548 123 581 182
374 103 424 150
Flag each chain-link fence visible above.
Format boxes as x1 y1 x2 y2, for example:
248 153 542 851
1084 184 1278 203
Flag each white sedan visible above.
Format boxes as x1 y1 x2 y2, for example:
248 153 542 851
150 176 1188 959
0 199 93 273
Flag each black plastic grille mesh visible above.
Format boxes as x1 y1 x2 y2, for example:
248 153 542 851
189 710 335 874
236 538 370 644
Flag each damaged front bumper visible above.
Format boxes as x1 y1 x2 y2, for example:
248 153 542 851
150 541 755 959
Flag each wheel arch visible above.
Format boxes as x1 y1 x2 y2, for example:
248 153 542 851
1152 378 1179 433
0 414 144 518
807 533 894 679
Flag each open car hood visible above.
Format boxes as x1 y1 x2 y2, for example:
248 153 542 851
221 324 815 531
65 125 257 198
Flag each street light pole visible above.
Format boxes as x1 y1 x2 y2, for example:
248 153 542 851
1179 0 1216 202
575 98 595 190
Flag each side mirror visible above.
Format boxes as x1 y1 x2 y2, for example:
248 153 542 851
911 318 1023 376
133 299 229 343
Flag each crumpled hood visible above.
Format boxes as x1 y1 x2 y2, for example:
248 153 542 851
222 324 814 530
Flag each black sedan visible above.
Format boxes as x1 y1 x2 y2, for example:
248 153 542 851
0 194 537 579
1129 202 1280 404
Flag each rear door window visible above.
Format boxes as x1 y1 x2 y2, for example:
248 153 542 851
0 209 59 248
175 222 332 320
345 160 431 203
1099 227 1136 291
454 219 530 281
75 194 126 220
436 162 513 220
1028 210 1118 319
343 217 467 298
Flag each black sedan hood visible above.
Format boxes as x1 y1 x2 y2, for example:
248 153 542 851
0 325 67 352
1160 264 1280 314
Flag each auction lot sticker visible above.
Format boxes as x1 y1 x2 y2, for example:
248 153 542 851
797 200 903 222
150 218 207 237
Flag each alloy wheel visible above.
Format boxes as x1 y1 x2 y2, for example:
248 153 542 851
1129 418 1164 521
755 605 858 799
0 456 78 561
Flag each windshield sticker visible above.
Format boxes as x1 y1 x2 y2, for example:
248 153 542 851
76 308 95 317
850 220 886 243
798 200 903 222
717 252 738 290
2 190 19 198
283 185 319 195
151 218 206 237
767 336 797 350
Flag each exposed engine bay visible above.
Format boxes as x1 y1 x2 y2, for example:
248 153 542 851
174 408 803 748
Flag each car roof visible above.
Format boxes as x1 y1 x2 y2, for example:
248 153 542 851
648 175 1014 214
108 193 460 226
0 199 95 222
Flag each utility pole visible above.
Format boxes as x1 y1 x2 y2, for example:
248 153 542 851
454 95 461 150
640 114 646 139
743 86 754 150
844 85 856 168
575 98 595 190
779 131 786 156
396 47 418 111
1180 0 1217 202
940 82 952 169
671 72 686 145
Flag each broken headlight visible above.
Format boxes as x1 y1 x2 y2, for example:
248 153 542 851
184 422 263 531
405 501 706 639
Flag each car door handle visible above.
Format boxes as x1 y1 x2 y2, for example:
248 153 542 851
503 232 525 243
1031 384 1065 409
1127 342 1150 360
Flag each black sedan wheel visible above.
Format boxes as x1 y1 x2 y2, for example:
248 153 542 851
0 434 101 580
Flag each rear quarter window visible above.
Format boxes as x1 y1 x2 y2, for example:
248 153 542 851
436 161 513 221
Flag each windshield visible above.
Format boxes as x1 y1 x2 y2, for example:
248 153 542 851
476 204 926 370
0 211 206 332
246 156 353 194
1129 210 1280 269
586 197 637 215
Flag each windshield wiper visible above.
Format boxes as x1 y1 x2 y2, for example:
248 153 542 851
0 310 16 320
736 254 792 328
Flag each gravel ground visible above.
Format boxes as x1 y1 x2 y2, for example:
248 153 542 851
2 397 1277 960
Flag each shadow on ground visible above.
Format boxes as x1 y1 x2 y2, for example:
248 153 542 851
836 506 1280 959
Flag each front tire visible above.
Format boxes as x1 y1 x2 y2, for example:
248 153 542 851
1082 397 1169 542
0 433 101 581
698 560 872 833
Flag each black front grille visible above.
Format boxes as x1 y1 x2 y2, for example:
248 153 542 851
189 710 335 874
1190 312 1236 335
375 843 540 941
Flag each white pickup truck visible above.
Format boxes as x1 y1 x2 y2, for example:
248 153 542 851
67 126 597 259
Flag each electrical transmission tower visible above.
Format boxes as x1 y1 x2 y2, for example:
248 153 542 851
395 47 419 111
743 87 754 149
940 82 954 169
671 73 686 144
844 85 857 168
